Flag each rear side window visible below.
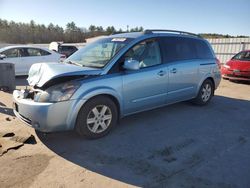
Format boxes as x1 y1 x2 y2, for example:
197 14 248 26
27 48 51 56
160 37 213 62
27 48 42 56
194 40 214 59
40 49 51 56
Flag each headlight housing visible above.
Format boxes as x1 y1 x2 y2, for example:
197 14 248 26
34 81 81 102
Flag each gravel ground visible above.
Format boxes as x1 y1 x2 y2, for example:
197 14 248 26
0 78 250 188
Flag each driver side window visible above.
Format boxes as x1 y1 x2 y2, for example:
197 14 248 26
124 39 161 68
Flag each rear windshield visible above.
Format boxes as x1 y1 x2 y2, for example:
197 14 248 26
232 51 250 61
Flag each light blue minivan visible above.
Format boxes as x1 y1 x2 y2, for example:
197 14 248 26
13 30 221 138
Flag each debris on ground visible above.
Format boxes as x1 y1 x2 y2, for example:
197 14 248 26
0 130 36 156
0 137 23 156
5 117 11 121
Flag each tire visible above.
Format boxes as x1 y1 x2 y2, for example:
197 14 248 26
75 96 118 139
192 79 214 105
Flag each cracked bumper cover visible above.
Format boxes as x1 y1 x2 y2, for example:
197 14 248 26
13 90 86 132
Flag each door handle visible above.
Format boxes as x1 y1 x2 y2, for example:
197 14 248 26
170 68 177 73
157 70 166 76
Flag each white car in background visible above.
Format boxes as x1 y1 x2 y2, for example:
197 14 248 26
0 46 65 75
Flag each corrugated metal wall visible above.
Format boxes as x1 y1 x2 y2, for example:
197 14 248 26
206 38 250 64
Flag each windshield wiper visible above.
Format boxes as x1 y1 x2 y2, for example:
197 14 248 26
65 60 84 67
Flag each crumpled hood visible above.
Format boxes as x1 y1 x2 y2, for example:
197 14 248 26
27 62 102 87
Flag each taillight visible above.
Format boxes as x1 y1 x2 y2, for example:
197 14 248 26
216 58 221 69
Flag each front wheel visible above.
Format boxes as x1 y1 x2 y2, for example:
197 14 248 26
192 79 214 105
75 96 118 139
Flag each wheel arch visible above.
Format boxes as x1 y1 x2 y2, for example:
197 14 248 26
206 77 215 92
67 87 123 131
196 75 215 96
84 94 121 119
78 88 122 118
73 93 121 138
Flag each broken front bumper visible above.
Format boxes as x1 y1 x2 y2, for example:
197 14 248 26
13 90 86 132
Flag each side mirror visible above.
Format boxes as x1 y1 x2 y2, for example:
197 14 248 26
123 59 140 71
0 54 6 60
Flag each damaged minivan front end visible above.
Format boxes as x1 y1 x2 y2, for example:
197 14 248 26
12 36 134 137
13 62 102 132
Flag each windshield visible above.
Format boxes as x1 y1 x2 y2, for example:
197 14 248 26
66 37 132 68
232 51 250 61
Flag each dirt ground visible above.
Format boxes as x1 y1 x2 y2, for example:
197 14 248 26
0 78 250 188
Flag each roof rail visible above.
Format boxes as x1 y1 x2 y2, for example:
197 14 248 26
143 29 202 38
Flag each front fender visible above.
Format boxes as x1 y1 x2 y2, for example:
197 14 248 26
66 86 123 130
79 86 122 104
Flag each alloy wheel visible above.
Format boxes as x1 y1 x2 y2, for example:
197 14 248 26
86 105 112 133
201 83 212 102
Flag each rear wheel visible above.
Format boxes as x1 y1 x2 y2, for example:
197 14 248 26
75 96 118 139
192 79 214 105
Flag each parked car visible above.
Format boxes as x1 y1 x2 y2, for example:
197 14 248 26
49 42 78 57
221 50 250 81
0 46 65 75
13 30 221 139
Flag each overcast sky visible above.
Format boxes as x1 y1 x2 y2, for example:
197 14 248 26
0 0 249 36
